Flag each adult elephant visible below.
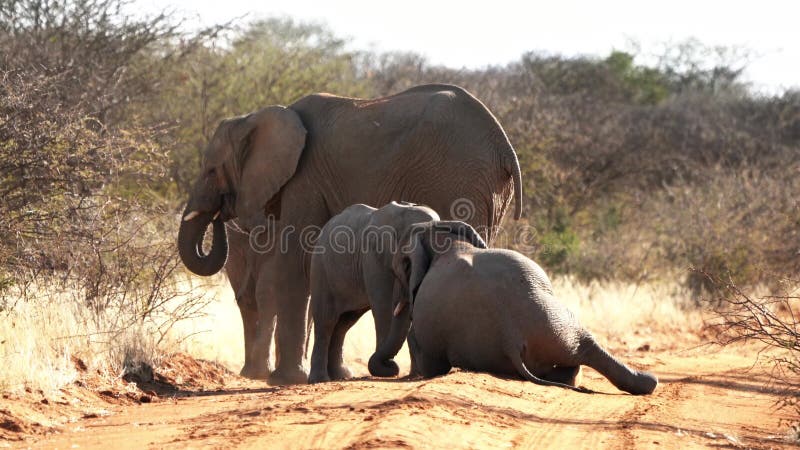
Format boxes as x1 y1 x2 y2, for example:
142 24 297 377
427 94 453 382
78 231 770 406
177 84 523 385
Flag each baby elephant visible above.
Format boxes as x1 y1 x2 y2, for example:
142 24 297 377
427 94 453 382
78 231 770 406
308 202 486 384
378 221 658 395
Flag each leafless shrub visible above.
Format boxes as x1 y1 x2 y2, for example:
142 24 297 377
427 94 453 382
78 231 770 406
698 270 800 432
0 0 217 380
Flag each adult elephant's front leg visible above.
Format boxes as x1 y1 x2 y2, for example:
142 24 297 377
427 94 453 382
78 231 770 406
238 284 275 379
265 250 310 386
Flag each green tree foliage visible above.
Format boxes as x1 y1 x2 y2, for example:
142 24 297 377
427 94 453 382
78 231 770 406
150 18 374 192
0 0 207 316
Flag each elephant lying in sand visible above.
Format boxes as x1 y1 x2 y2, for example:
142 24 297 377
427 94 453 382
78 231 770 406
374 221 659 395
308 202 486 384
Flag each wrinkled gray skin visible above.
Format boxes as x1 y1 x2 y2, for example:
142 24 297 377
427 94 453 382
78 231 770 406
177 84 523 385
307 202 486 384
381 224 659 395
223 222 277 378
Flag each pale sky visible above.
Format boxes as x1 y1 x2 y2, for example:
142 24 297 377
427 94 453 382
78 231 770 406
143 0 799 93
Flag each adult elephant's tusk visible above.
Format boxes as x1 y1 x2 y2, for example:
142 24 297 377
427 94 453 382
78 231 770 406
183 210 201 221
213 211 220 220
393 302 407 316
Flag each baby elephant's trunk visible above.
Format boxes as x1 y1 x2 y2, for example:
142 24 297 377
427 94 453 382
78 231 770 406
578 335 658 395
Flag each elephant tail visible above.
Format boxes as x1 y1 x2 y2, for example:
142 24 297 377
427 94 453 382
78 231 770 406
503 145 523 220
509 347 591 393
304 302 313 359
578 335 658 395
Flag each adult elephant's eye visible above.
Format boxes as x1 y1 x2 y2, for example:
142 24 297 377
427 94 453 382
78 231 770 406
206 168 220 184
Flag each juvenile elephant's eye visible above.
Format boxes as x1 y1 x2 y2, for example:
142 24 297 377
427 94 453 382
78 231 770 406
207 168 217 177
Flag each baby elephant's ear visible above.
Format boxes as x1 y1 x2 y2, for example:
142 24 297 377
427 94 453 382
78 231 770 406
433 220 487 249
406 233 431 304
392 231 431 306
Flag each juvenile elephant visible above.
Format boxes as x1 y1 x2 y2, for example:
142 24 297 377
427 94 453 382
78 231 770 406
308 202 486 383
377 222 659 395
177 84 523 385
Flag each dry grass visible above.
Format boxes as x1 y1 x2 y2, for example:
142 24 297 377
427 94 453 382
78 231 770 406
553 277 702 344
0 275 703 393
0 275 218 393
180 276 703 377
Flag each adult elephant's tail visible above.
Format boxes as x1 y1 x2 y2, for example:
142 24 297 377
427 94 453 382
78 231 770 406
578 335 658 395
438 82 523 221
503 145 523 220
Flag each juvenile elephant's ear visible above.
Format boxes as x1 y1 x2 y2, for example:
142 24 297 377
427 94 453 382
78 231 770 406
235 106 306 229
433 220 488 249
392 230 431 308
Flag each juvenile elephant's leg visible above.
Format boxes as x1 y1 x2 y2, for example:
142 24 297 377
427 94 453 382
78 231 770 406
308 290 338 384
541 366 582 387
328 309 368 380
266 251 311 386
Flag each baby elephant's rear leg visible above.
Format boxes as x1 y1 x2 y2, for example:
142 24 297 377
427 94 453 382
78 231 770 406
509 346 591 393
408 329 451 378
541 366 582 387
327 309 367 380
308 288 339 384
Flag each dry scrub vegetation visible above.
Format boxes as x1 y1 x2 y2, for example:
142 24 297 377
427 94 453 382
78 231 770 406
0 0 798 436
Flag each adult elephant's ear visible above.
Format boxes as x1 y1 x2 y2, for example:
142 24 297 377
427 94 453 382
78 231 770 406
235 106 307 229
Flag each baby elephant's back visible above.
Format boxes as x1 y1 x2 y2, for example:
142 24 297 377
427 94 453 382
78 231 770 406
414 249 582 367
317 204 374 257
313 204 374 292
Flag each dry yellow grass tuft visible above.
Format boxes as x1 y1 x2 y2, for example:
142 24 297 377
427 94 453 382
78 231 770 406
0 275 221 393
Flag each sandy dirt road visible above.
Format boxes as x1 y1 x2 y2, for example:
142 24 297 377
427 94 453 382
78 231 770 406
14 344 793 450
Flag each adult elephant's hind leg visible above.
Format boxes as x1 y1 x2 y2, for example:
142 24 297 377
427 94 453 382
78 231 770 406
328 309 368 380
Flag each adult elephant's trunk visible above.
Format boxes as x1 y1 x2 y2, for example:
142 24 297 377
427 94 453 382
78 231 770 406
177 205 229 276
578 335 658 395
368 285 412 377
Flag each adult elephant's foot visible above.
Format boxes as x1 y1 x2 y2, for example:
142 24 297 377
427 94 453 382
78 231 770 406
328 364 353 381
239 363 270 380
267 365 309 386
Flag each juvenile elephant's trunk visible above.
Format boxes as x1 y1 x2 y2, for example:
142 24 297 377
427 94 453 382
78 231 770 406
177 205 229 276
578 335 658 395
368 285 413 377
